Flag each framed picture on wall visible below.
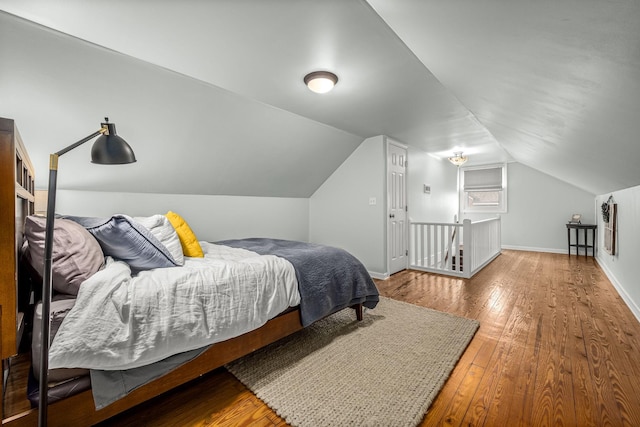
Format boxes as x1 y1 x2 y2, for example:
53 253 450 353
604 201 617 255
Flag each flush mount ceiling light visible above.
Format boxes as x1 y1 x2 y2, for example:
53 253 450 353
448 151 468 166
304 71 338 94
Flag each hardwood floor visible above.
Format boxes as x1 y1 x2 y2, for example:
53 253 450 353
5 250 640 426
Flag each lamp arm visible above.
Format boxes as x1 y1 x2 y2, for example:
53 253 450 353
38 125 107 427
55 127 106 156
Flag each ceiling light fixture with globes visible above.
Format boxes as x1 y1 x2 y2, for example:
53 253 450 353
448 151 468 166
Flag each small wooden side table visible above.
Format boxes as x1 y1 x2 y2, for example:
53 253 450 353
566 223 597 257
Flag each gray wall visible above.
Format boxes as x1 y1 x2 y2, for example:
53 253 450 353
309 136 386 277
407 147 458 223
309 138 460 278
596 185 640 321
55 158 598 267
55 156 640 325
56 190 309 243
465 162 596 253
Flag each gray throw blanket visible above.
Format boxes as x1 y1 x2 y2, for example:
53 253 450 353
217 238 379 326
90 238 379 409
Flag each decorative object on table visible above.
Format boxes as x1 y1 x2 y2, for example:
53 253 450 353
569 214 582 224
603 195 617 255
39 118 136 426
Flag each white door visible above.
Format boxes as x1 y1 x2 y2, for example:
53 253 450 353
387 141 407 275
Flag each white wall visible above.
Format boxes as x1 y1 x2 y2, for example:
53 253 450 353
465 162 595 253
55 190 309 243
407 147 458 223
0 12 362 198
309 136 386 277
595 185 640 322
53 162 640 326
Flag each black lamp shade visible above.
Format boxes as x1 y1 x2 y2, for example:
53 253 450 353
91 122 137 164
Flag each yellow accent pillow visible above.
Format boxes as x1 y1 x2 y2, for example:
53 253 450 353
165 211 204 258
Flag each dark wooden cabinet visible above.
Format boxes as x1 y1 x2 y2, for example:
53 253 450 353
566 223 597 258
0 118 35 359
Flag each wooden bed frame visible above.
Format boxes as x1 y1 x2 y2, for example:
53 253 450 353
0 117 363 426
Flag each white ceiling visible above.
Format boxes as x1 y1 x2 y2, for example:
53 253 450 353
1 0 639 196
369 0 640 195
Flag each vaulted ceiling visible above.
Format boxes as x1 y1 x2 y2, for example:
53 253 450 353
1 0 639 197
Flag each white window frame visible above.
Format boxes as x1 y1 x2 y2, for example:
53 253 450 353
460 163 507 214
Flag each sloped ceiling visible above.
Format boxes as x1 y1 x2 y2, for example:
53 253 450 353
1 0 639 197
368 0 640 195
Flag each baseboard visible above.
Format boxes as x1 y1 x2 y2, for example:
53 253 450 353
501 245 566 254
368 271 389 280
595 256 640 323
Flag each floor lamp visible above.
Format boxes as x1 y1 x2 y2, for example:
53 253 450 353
38 118 136 426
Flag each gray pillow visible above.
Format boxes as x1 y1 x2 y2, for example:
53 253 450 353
25 216 105 296
65 214 179 271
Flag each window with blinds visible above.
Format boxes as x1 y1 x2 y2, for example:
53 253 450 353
461 164 507 213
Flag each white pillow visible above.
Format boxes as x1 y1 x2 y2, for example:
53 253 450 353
134 214 185 266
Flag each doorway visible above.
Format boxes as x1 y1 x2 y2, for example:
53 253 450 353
387 140 408 275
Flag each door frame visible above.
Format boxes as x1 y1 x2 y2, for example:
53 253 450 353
386 138 408 276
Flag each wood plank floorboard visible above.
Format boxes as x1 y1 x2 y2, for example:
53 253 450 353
4 250 640 426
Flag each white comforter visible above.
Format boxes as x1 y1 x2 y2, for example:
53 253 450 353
48 242 300 371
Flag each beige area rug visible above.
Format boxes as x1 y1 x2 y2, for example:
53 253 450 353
225 297 479 427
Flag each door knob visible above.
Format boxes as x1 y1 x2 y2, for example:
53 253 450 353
389 214 395 218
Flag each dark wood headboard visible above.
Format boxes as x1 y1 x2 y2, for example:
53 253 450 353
0 117 35 360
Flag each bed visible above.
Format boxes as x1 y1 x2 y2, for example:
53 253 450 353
0 118 379 426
